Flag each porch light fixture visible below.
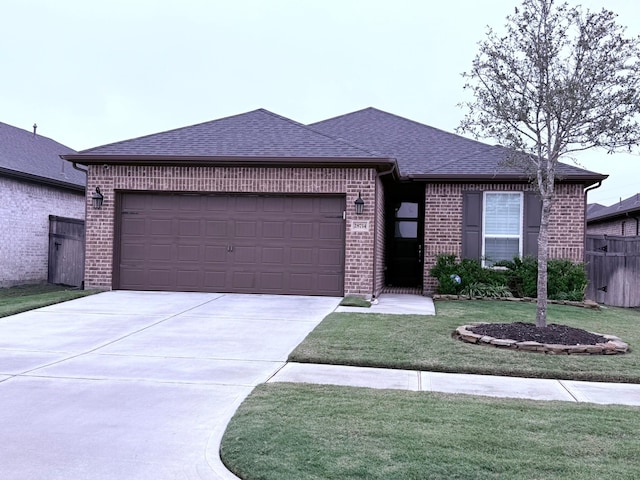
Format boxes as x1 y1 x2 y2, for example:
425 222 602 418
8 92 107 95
354 191 365 215
92 187 104 210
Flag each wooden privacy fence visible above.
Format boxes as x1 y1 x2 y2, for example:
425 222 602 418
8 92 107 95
585 235 640 307
48 215 85 288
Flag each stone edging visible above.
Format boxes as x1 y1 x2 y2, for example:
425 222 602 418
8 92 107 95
433 294 600 309
453 322 629 355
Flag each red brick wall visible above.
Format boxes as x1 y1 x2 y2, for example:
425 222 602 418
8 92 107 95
85 165 377 296
422 182 586 294
373 175 386 298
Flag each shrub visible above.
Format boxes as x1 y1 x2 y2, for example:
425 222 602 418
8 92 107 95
429 254 508 294
496 256 587 301
460 282 513 298
431 254 587 301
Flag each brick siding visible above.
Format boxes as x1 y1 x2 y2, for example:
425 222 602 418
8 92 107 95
0 176 85 287
588 218 640 237
422 182 586 294
85 165 378 296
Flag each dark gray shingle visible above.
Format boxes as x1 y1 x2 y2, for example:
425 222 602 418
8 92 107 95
80 109 381 159
0 122 83 188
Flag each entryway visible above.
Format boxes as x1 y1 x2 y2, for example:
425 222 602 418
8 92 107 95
385 183 425 290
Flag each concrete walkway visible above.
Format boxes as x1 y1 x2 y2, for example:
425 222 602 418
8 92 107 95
270 362 640 406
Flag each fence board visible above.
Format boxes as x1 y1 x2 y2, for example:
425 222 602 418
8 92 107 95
48 215 85 287
586 235 640 307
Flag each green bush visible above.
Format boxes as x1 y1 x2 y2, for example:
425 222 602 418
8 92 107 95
429 254 508 294
460 282 513 298
494 256 587 301
431 254 587 301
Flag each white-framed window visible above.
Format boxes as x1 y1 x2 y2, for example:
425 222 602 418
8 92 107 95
482 192 523 267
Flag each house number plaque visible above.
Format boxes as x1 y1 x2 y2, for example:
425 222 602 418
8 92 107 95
351 220 370 232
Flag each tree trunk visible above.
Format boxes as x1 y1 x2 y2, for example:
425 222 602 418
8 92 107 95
535 194 552 328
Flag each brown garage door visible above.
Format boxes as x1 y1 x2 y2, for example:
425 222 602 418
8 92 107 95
115 193 345 295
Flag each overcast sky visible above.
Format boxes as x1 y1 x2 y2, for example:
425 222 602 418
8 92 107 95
3 0 638 205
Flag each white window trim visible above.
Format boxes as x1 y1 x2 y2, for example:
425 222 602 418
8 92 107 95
481 191 524 267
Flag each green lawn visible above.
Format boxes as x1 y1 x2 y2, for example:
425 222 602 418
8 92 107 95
0 284 99 318
221 383 640 480
289 300 640 383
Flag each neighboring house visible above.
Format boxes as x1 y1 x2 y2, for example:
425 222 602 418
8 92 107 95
63 108 606 297
0 122 85 287
587 194 640 237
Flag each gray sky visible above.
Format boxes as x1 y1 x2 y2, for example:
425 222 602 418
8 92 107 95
3 0 638 205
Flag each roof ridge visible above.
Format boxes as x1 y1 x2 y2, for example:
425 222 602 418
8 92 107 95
259 108 384 158
0 121 76 151
79 109 271 154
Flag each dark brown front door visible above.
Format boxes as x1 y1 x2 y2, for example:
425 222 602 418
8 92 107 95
115 193 345 295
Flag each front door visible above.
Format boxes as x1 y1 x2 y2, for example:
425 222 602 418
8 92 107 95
386 186 424 287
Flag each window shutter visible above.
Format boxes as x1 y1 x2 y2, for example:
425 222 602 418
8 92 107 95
462 191 482 259
523 191 542 257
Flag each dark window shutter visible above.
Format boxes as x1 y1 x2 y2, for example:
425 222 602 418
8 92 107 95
523 191 542 257
462 191 482 259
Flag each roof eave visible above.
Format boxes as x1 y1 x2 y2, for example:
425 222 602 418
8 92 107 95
0 166 85 192
406 173 608 186
61 154 398 170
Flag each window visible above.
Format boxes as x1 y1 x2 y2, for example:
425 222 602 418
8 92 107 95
482 192 523 266
394 202 419 239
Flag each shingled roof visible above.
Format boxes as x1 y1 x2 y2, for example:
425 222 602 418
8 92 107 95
310 108 606 182
0 121 83 190
74 109 384 160
587 193 640 222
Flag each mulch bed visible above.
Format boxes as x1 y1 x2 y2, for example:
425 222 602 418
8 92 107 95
469 322 606 345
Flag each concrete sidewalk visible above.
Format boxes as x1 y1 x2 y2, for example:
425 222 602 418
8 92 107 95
269 362 640 406
335 293 436 315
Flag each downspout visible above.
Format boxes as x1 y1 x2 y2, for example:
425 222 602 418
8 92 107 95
583 180 603 262
372 162 398 300
72 162 88 174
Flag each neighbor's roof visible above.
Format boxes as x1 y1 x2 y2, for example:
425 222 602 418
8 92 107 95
68 109 390 164
587 193 640 222
0 121 83 190
311 107 607 182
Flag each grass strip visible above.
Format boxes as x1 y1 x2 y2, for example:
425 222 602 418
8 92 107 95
0 284 99 318
221 383 640 480
289 300 640 383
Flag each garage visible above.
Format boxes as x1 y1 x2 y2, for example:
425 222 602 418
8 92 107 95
115 193 346 295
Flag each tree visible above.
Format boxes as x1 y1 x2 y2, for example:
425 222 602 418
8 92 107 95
458 0 640 327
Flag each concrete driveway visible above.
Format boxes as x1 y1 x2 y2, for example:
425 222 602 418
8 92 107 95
0 290 341 479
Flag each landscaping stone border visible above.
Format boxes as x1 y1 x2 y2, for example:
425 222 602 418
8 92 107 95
453 322 629 355
433 294 600 310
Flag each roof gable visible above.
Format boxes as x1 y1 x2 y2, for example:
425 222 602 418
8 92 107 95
310 107 606 181
79 109 382 159
0 122 83 189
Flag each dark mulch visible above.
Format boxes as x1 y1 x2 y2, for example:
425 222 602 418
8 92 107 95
469 322 607 345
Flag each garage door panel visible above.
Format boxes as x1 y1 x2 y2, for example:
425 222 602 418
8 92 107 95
291 222 314 239
147 269 172 287
150 219 173 235
117 193 345 295
203 271 227 288
179 220 202 236
149 244 172 260
122 217 146 235
206 220 228 237
232 271 255 289
263 222 285 239
204 246 227 262
318 248 342 266
262 247 284 264
178 245 200 261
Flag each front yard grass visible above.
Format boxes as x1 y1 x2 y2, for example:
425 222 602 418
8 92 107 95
0 284 99 318
289 300 640 383
221 382 640 480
